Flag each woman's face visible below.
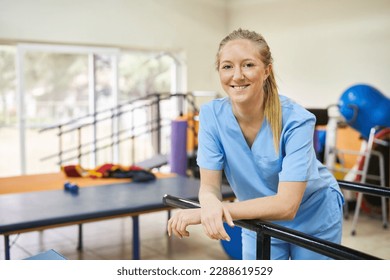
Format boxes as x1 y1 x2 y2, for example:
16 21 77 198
218 39 270 106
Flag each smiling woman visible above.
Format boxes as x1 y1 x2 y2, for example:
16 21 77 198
167 28 345 260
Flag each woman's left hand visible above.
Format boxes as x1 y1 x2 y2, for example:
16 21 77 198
167 208 202 239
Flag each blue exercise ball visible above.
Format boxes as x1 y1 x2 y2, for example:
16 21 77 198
220 223 242 260
338 84 390 140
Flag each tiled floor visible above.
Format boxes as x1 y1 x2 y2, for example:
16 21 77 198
1 209 389 260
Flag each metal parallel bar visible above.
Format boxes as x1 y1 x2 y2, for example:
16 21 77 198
39 92 189 134
40 93 197 163
40 92 201 167
162 194 381 260
41 93 192 139
57 103 155 135
46 120 170 165
41 117 171 162
38 93 161 132
55 123 170 165
257 221 377 260
132 216 140 260
337 180 390 197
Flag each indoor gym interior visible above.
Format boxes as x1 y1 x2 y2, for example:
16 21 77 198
0 0 389 260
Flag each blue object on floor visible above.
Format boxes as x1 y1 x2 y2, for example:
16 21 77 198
24 249 67 260
64 181 79 194
220 222 242 260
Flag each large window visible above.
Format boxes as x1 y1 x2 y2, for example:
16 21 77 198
0 46 18 176
0 44 184 177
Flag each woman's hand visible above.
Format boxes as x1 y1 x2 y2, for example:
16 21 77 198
198 168 234 242
200 200 234 241
167 208 201 239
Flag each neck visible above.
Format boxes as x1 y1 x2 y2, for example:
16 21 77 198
232 97 264 124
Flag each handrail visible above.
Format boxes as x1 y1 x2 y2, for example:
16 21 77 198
337 180 390 197
39 92 197 133
38 92 209 167
163 178 390 260
50 122 171 164
162 194 380 260
40 118 171 161
38 93 155 132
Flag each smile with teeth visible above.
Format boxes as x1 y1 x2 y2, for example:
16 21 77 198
231 85 249 90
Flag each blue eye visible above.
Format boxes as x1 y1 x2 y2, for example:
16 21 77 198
221 65 232 70
244 63 254 68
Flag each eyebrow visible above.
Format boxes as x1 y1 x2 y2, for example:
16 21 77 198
220 58 256 64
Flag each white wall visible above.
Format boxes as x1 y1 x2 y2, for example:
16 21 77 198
0 0 227 93
227 0 390 107
1 0 389 108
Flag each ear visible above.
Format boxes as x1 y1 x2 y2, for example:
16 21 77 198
264 64 272 80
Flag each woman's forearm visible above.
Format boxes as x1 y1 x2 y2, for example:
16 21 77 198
225 181 307 221
199 183 223 205
224 195 294 221
198 168 223 205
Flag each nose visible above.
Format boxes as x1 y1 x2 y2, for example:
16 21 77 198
233 67 244 81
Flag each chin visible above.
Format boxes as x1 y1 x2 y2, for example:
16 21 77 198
228 94 248 104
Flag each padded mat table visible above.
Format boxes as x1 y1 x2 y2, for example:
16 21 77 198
0 176 234 260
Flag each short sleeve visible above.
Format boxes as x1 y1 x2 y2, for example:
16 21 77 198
196 105 224 170
279 117 320 182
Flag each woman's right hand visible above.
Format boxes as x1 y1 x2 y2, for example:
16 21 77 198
167 208 201 239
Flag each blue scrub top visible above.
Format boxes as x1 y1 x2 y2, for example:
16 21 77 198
197 95 343 229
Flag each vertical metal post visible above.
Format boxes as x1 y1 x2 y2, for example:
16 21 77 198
111 108 116 162
4 235 10 260
156 94 161 154
88 54 97 167
92 112 98 166
131 107 135 164
58 126 63 168
77 127 82 165
132 216 140 260
77 224 83 250
111 54 119 163
256 229 271 260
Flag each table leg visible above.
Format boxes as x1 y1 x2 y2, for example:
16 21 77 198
132 216 140 259
77 224 83 250
4 235 10 260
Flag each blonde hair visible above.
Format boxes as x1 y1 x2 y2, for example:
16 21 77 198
216 28 282 153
